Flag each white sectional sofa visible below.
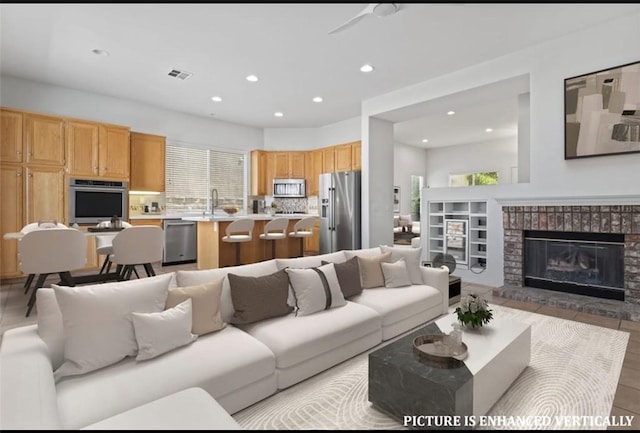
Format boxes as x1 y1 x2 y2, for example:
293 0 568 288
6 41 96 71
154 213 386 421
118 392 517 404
0 247 448 430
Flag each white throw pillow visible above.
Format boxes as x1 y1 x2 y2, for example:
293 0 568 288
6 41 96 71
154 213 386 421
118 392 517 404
35 288 65 370
381 258 412 288
380 245 423 285
286 262 347 316
132 298 198 361
52 273 173 381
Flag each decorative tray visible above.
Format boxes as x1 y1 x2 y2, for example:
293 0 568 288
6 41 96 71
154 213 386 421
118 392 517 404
413 334 468 365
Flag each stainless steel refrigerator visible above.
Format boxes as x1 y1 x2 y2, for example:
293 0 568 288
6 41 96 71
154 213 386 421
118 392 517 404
319 171 361 254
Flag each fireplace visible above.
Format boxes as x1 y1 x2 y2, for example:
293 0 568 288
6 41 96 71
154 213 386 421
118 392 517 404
523 230 624 301
500 205 640 317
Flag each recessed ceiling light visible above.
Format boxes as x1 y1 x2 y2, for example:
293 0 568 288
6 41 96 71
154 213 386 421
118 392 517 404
274 112 284 117
246 74 259 82
422 139 429 143
447 110 455 116
360 64 374 73
211 96 222 102
485 128 493 132
91 49 110 56
313 97 323 103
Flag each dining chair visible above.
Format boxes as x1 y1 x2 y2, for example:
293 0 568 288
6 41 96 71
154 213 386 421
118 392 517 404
19 221 67 295
20 228 86 317
221 219 255 266
288 216 316 257
110 226 164 280
258 218 289 259
95 220 133 275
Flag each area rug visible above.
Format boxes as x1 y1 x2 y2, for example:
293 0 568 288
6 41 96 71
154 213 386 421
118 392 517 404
232 305 629 430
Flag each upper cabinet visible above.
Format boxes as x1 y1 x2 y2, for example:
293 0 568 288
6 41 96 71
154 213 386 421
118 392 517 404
334 143 353 172
130 131 166 192
98 124 130 180
273 151 305 178
352 141 361 171
0 109 24 163
250 150 268 196
322 147 335 173
66 121 130 180
25 113 66 166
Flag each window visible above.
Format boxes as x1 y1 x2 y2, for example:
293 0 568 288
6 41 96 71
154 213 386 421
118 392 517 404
165 144 246 212
449 171 498 187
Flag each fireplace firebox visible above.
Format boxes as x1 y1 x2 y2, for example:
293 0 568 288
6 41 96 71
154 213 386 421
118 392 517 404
524 230 624 301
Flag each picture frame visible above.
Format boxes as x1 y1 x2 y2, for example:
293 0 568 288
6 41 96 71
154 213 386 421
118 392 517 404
393 186 400 213
565 59 640 160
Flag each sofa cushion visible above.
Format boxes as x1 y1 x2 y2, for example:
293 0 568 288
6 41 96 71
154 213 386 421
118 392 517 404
165 279 226 336
381 258 412 288
350 284 442 328
36 288 65 370
52 273 174 381
238 302 381 369
56 326 276 429
357 251 392 289
322 255 362 298
227 269 293 324
176 259 279 323
286 263 346 316
380 245 423 284
132 299 198 361
275 251 346 270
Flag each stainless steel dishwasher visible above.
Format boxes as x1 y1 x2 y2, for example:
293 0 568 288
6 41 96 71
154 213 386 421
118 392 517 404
162 219 197 265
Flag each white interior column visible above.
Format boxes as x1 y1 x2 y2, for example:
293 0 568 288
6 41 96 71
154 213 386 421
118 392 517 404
362 116 394 248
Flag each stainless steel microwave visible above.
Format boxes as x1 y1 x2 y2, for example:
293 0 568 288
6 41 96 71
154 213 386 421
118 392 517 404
273 178 306 198
68 178 128 224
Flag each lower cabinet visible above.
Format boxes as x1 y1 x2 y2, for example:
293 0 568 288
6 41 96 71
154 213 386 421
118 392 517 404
304 219 320 255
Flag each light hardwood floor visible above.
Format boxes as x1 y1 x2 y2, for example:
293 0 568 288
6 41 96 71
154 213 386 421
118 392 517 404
1 269 638 429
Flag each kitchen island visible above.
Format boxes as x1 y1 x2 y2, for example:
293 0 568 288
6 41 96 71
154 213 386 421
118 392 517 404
182 214 316 269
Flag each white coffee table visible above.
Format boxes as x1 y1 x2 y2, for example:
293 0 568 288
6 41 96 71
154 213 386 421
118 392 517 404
369 315 531 418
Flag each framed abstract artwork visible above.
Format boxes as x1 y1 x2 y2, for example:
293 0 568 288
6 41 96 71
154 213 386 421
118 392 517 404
565 60 640 159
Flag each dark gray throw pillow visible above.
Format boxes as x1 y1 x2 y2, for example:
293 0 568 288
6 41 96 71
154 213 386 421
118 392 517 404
321 256 362 298
227 269 293 324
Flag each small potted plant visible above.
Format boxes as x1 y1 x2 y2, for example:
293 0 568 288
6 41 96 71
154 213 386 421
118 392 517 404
270 201 277 215
454 292 493 329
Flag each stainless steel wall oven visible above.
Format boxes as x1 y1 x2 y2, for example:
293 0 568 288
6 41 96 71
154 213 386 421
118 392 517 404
68 178 128 224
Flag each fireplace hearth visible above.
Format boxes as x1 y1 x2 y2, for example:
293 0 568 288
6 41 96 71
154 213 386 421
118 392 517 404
523 230 624 301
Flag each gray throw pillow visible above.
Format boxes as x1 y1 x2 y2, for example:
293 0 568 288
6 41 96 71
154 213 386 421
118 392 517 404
321 256 362 298
227 269 293 324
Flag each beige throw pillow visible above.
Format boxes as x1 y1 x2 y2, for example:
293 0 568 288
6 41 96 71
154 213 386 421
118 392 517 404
380 245 423 285
165 278 226 336
357 251 392 289
381 258 412 288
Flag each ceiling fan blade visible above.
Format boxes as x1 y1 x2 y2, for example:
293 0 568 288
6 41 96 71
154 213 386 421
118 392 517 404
328 3 378 35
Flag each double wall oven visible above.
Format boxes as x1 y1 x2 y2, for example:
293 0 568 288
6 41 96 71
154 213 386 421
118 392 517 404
68 178 128 224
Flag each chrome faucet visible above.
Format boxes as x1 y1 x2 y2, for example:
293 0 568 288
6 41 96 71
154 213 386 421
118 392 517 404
211 188 219 213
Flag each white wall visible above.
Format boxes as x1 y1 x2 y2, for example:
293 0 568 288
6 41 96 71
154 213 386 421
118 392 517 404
0 75 263 152
424 137 518 188
263 116 360 150
393 142 428 214
362 11 640 286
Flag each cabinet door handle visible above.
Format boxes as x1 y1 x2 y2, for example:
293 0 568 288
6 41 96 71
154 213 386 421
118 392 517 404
16 173 21 177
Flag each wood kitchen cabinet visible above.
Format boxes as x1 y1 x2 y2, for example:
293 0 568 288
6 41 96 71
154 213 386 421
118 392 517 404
334 143 353 172
273 151 305 179
265 152 275 195
352 141 361 171
1 109 24 163
130 132 166 192
65 120 130 181
129 218 163 227
322 147 335 173
305 149 324 196
0 164 23 277
24 113 66 166
250 150 268 196
26 165 66 225
304 217 320 255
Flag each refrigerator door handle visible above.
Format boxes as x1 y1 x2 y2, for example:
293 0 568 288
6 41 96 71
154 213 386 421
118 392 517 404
329 187 334 230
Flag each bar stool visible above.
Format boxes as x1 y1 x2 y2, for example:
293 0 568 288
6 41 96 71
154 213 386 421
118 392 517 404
110 226 164 280
222 218 254 266
288 216 317 257
19 220 67 295
258 217 289 259
19 228 86 317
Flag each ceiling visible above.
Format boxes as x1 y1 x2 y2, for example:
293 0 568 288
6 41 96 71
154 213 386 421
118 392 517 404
2 3 639 148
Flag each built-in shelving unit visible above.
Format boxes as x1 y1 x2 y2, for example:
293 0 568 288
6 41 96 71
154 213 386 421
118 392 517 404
427 200 487 271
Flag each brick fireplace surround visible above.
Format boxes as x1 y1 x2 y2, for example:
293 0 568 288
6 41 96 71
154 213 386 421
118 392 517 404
496 205 640 322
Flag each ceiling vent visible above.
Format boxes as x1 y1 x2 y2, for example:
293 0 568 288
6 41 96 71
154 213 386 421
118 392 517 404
167 69 193 80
